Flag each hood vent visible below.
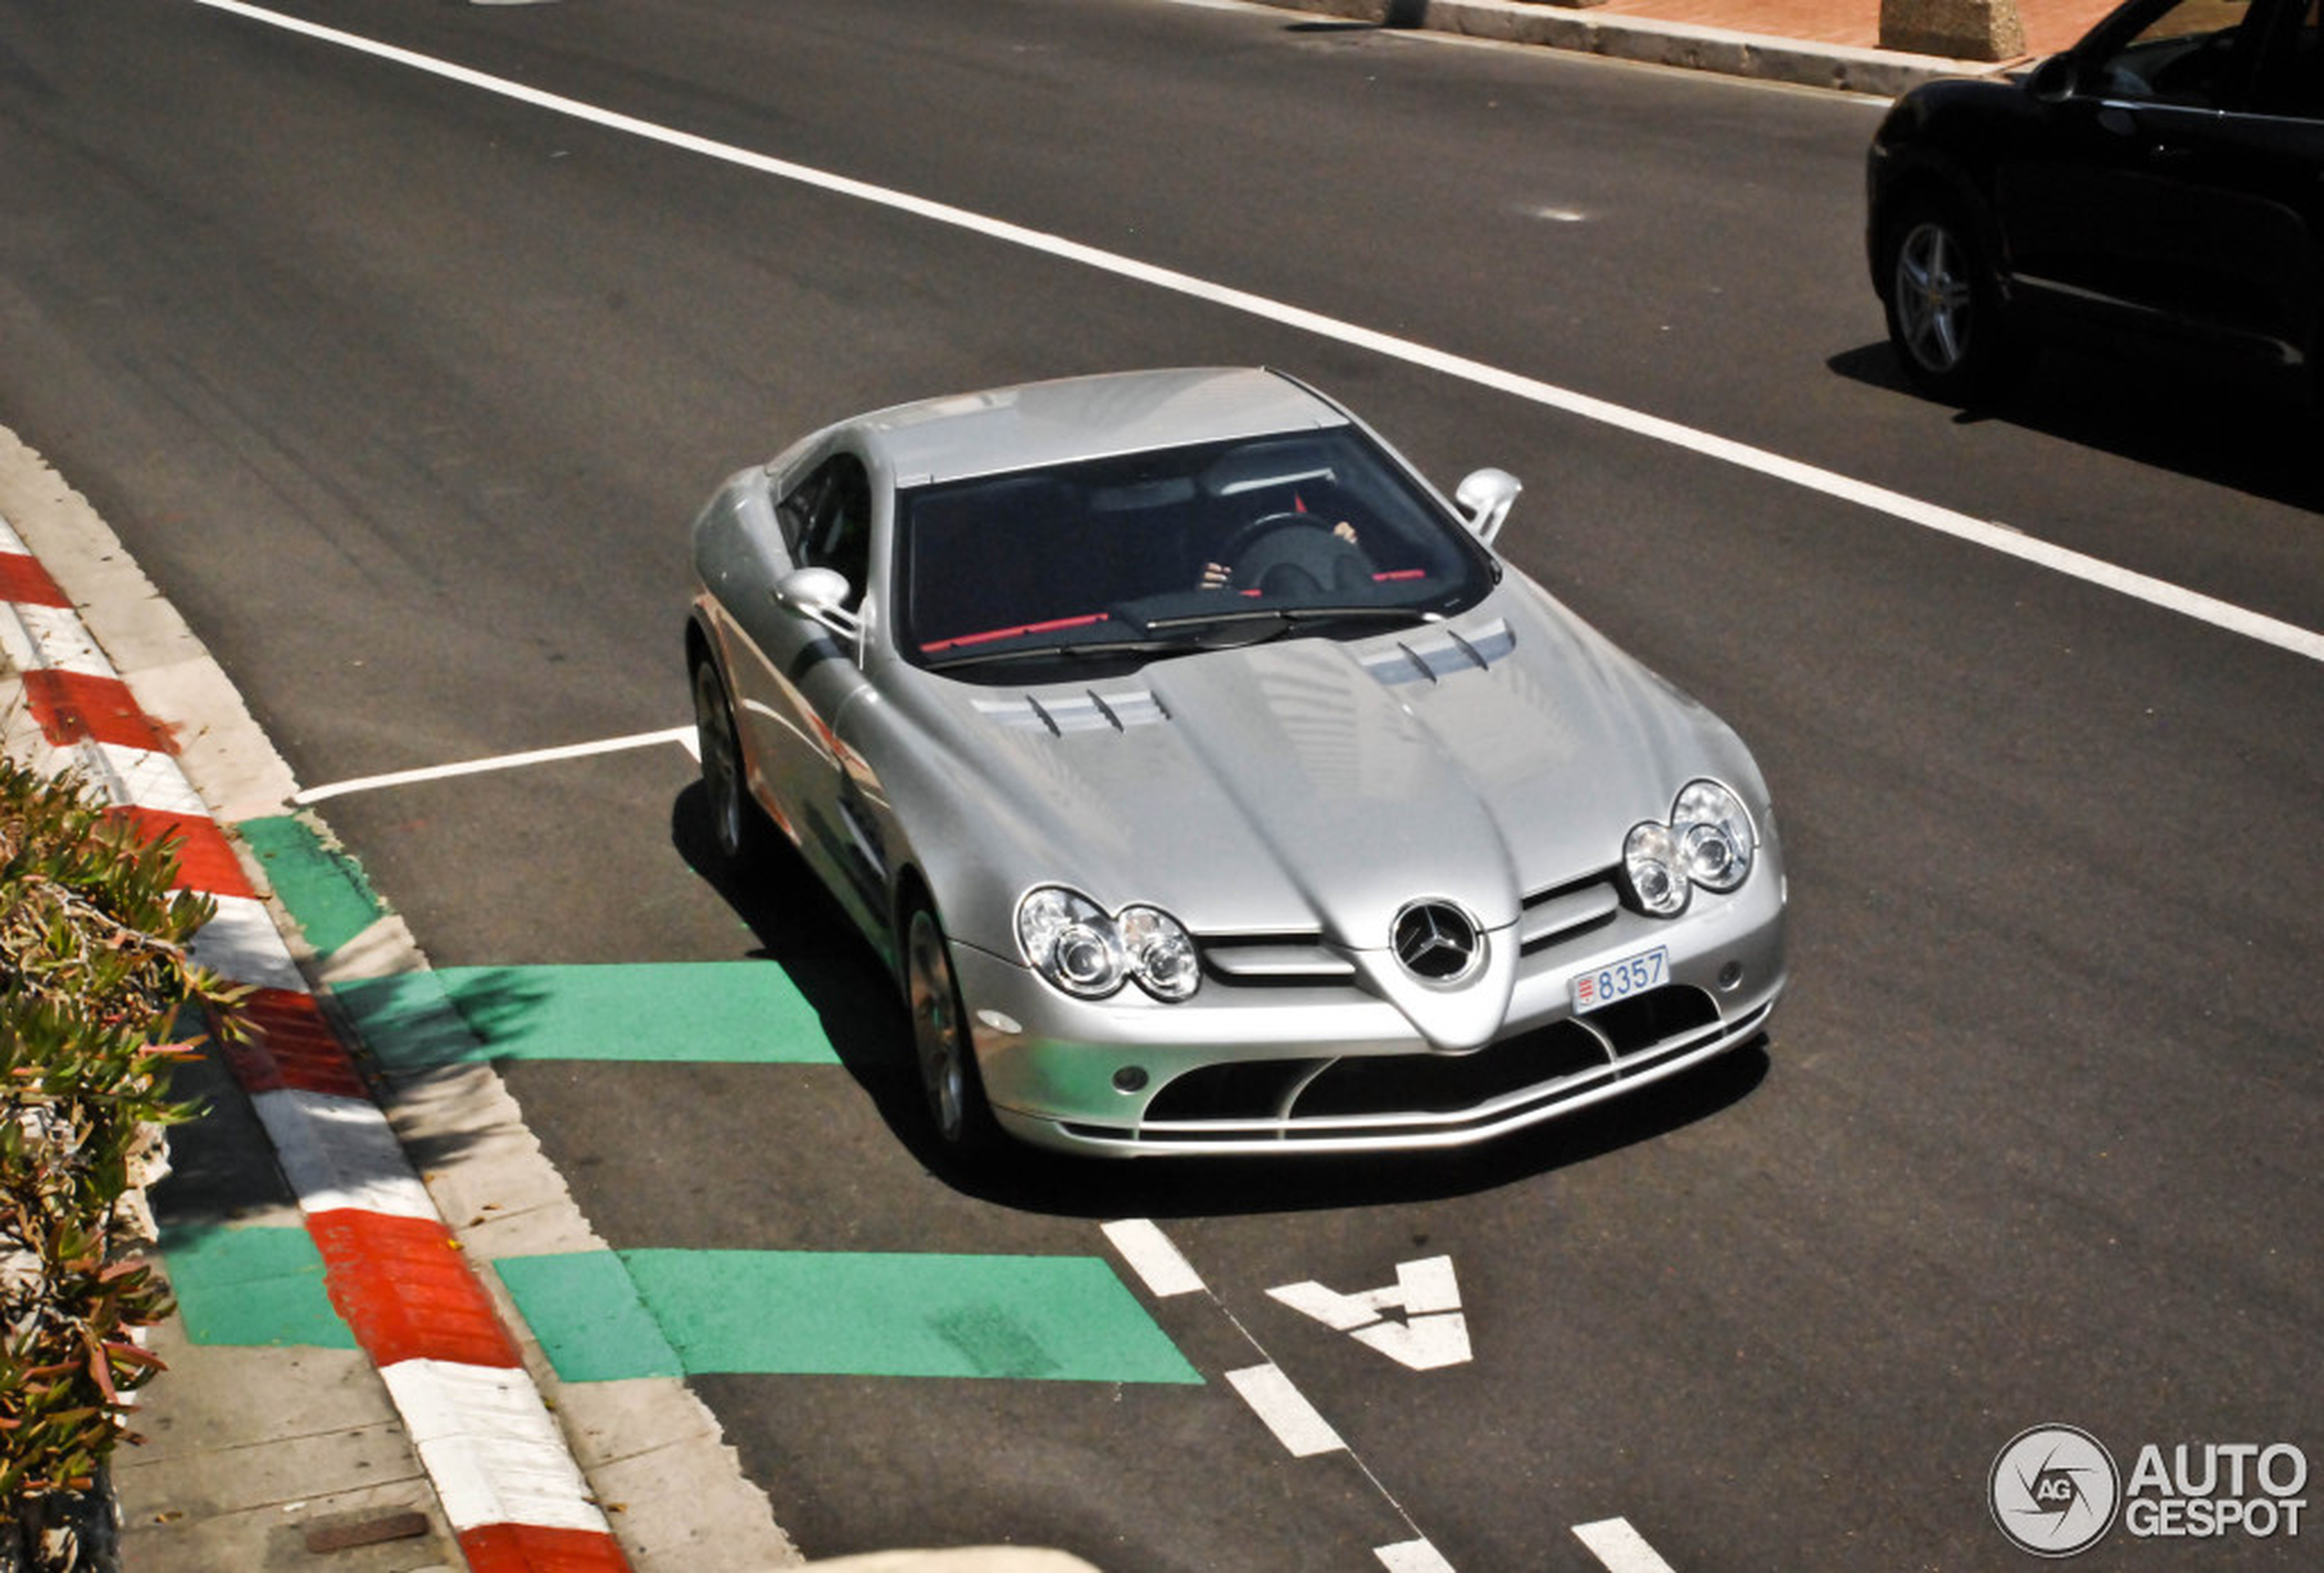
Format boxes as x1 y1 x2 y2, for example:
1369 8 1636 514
975 689 1169 736
1361 619 1515 688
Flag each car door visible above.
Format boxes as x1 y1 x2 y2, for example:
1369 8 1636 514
1998 0 2322 363
726 447 885 921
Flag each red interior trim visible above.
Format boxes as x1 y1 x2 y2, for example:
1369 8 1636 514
921 611 1108 654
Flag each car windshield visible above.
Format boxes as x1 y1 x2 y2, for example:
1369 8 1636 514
895 427 1495 677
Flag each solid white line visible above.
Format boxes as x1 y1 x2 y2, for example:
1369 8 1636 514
292 725 697 804
184 0 2324 667
1226 1363 1348 1458
1102 1218 1209 1298
1574 1516 1681 1573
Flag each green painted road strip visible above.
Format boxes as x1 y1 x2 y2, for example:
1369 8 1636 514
500 1249 1203 1385
159 1223 355 1349
333 962 842 1069
235 813 387 956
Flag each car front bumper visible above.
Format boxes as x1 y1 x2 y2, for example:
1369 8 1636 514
950 870 1788 1157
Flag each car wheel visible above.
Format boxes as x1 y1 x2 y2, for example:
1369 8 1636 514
1881 195 2028 403
906 902 995 1151
692 657 764 864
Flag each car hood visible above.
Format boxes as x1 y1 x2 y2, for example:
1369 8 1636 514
882 587 1750 1044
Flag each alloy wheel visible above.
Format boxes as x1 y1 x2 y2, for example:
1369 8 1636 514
693 663 746 860
908 908 969 1145
1894 219 1974 376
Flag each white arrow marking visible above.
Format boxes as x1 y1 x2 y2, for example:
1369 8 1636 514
1351 1312 1472 1372
1268 1255 1472 1369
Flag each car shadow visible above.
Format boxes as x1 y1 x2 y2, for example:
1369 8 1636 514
669 781 928 1114
675 781 1774 1215
1830 340 2324 515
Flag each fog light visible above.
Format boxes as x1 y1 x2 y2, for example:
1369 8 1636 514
1113 1066 1149 1094
1717 961 1744 992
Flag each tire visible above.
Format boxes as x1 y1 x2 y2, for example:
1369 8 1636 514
1880 194 2029 404
905 901 997 1152
692 657 768 865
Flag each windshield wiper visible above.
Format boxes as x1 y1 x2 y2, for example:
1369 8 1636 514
922 638 1194 673
1137 604 1438 641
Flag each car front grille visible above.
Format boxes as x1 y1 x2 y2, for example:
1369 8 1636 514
1110 983 1757 1149
1198 867 1624 987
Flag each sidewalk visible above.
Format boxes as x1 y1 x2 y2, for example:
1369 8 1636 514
1255 0 2115 92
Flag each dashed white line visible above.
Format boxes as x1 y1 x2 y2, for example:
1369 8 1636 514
1574 1516 1682 1573
1225 1363 1348 1458
185 0 2324 668
1102 1218 1210 1298
1374 1536 1458 1572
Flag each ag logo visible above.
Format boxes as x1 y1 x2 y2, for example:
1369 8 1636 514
1991 1425 2122 1557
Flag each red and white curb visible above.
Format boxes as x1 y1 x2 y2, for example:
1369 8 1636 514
0 512 630 1573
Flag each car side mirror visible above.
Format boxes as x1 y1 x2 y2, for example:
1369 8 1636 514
2028 52 2079 102
1454 468 1522 545
775 566 866 646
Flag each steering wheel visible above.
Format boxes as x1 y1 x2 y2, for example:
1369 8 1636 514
1213 511 1374 595
1217 511 1336 564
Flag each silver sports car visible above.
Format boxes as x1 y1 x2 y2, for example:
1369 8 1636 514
686 367 1786 1157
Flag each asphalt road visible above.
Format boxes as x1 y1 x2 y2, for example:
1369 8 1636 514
4 0 2319 1568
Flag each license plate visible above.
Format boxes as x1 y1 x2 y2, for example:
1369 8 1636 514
1572 946 1668 1014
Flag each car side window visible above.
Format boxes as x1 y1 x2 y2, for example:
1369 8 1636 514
795 453 873 609
775 464 826 560
2250 0 2324 113
2093 0 2256 105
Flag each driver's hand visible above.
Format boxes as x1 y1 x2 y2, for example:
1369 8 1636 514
1199 561 1232 590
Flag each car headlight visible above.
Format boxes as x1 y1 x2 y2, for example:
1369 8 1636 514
1624 821 1690 917
1624 780 1757 916
1117 904 1201 1001
1673 779 1755 892
1017 887 1200 1002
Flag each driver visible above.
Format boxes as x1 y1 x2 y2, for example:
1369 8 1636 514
1199 519 1361 590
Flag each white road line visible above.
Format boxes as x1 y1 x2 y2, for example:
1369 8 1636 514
1373 1537 1458 1572
1225 1363 1348 1458
291 725 696 804
1102 1218 1210 1298
1574 1516 1681 1573
186 0 2324 667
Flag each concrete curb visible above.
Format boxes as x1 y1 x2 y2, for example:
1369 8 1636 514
0 471 629 1572
1246 0 2014 94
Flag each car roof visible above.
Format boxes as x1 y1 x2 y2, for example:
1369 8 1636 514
852 367 1349 487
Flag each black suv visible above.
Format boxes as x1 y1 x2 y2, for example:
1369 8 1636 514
1867 0 2324 402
